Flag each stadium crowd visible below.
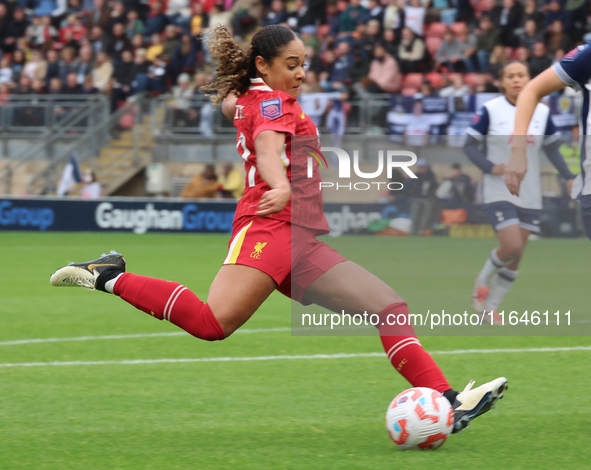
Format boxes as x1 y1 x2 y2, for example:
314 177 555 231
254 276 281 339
0 0 589 117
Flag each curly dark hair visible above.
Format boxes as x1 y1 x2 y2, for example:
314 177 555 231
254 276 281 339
201 25 298 104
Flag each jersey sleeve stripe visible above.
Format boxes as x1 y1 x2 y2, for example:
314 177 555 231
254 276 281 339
552 63 578 88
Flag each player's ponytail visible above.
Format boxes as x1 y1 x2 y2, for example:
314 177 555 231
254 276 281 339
202 25 297 104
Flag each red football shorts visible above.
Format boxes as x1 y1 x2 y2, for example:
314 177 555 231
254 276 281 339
223 216 348 304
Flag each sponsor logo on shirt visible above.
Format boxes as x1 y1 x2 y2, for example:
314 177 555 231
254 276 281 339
564 44 590 61
260 98 282 119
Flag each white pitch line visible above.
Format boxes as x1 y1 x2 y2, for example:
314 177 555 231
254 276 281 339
0 327 292 347
0 346 589 368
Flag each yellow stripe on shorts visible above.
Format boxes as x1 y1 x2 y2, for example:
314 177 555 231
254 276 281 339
223 221 253 265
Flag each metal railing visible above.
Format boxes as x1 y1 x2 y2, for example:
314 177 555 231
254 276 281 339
25 94 150 195
0 95 109 134
0 97 109 194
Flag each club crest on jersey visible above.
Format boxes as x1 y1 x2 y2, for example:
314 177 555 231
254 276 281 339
261 99 282 119
564 44 589 61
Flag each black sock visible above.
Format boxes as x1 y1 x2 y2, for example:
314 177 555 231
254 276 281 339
95 267 124 293
443 389 459 406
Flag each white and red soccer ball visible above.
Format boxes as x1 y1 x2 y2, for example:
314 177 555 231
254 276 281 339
386 387 454 450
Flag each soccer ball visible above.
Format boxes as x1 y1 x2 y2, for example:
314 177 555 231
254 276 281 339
386 387 454 450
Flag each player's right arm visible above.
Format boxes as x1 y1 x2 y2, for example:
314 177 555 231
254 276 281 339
463 106 505 176
254 130 291 216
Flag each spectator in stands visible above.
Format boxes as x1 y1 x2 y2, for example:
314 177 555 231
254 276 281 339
383 0 404 36
496 0 523 48
146 54 167 92
3 7 29 55
30 15 58 49
162 24 180 61
131 33 144 53
180 164 218 199
0 82 11 102
146 33 164 61
58 47 79 82
82 74 99 93
473 72 499 92
348 51 370 84
63 0 84 22
263 0 288 27
126 10 145 38
360 20 382 58
407 158 439 236
304 45 325 75
166 0 192 28
325 2 341 37
171 33 197 80
397 27 425 74
80 170 102 198
89 26 107 55
457 26 477 73
404 0 426 37
439 73 468 97
515 45 530 63
61 29 81 53
110 49 135 111
520 0 545 31
368 0 385 26
545 20 572 55
92 51 113 91
10 50 26 84
143 1 168 38
487 44 507 78
45 49 60 83
218 162 244 199
84 0 110 30
206 4 231 32
382 28 398 57
435 163 475 203
132 48 151 91
529 41 552 77
544 0 567 27
23 50 48 82
170 72 198 128
190 2 209 37
48 76 64 94
0 56 12 85
63 72 82 93
75 46 94 83
0 4 9 52
552 47 565 64
340 0 369 33
32 78 46 94
331 41 354 83
519 18 544 51
105 22 132 63
475 15 499 73
14 75 34 95
287 0 316 32
404 99 431 147
435 27 466 73
364 42 401 94
59 14 86 43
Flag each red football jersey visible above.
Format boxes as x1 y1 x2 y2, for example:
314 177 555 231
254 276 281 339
232 78 330 234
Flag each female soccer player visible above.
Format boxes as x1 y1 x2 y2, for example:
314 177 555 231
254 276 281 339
464 61 574 317
50 25 506 433
506 43 591 238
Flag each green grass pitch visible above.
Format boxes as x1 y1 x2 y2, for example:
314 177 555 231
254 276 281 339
1 232 590 469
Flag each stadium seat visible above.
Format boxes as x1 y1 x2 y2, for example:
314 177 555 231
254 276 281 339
403 73 424 89
450 22 468 34
464 73 479 85
401 87 419 96
425 22 447 38
425 72 443 88
426 37 443 57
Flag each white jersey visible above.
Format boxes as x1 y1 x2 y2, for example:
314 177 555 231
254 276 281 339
552 42 591 197
466 96 558 209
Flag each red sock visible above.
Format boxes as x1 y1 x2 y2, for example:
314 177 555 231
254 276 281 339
113 273 225 341
378 302 450 393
